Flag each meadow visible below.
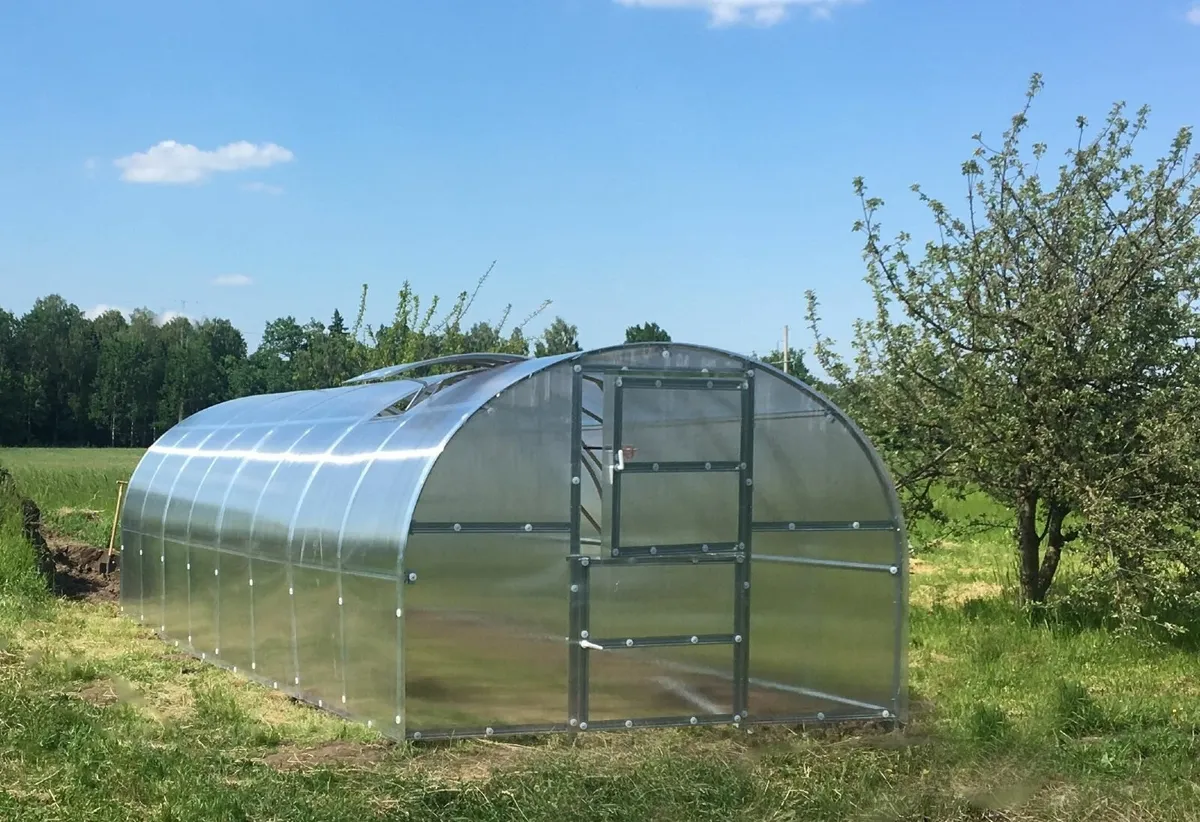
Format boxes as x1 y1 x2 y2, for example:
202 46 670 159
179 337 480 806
1 448 1198 821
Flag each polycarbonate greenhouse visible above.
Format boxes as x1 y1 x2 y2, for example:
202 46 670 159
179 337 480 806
120 342 908 740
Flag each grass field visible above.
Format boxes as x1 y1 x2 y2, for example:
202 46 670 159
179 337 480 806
1 448 1199 820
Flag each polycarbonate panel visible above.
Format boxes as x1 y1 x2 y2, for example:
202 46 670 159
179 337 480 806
342 573 400 730
219 551 254 672
752 531 902 567
748 560 898 714
187 547 220 657
182 427 259 547
403 532 569 731
579 344 746 374
168 391 300 430
753 371 893 524
619 387 742 464
248 557 292 688
587 644 733 721
616 472 740 548
413 364 574 524
588 562 735 639
292 566 342 707
286 381 422 422
161 538 190 638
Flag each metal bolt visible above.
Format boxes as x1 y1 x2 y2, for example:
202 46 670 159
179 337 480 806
573 364 582 373
788 522 796 531
318 699 324 708
745 478 753 486
396 608 403 617
661 349 671 358
852 521 861 529
734 635 743 643
186 563 191 570
736 555 745 564
889 566 899 575
579 722 588 730
704 462 712 470
396 715 403 725
739 461 747 470
652 462 660 471
188 635 193 643
413 732 422 740
706 380 713 388
626 638 634 647
746 369 755 377
453 523 462 532
743 581 750 590
741 381 749 390
690 635 699 644
581 630 590 639
569 718 578 727
649 546 657 555
570 584 579 593
407 572 417 583
616 377 623 387
572 476 580 485
215 647 220 655
295 676 300 685
486 727 494 736
289 587 294 595
882 709 891 718
338 596 343 605
701 544 709 552
625 719 633 728
689 716 698 725
581 556 590 566
249 578 254 587
817 712 826 721
252 662 257 671
214 568 219 576
612 548 620 556
524 523 533 532
159 555 164 563
655 379 662 388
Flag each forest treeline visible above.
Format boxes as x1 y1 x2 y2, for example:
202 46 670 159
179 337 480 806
0 279 805 449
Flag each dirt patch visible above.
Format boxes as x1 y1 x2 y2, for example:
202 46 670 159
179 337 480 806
78 678 121 707
261 741 392 772
55 506 103 521
47 534 120 602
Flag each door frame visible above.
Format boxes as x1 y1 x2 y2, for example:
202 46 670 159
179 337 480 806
566 362 756 730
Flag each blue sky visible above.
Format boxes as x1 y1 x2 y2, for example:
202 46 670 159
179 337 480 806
2 0 1198 363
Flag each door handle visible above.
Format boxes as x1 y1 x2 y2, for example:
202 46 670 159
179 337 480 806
579 639 605 651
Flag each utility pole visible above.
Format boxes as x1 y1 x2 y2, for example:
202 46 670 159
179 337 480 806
782 325 790 375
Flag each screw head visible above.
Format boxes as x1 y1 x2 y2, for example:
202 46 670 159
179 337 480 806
746 369 755 377
852 521 861 529
486 727 494 736
655 379 662 388
581 630 590 639
413 731 422 740
625 719 634 728
690 635 699 644
396 715 403 725
882 709 891 718
743 581 750 590
615 377 623 387
745 477 753 486
572 476 580 485
734 634 743 643
524 523 533 532
626 638 634 647
612 548 620 557
407 571 417 582
573 364 582 372
704 462 712 470
453 523 462 532
652 462 660 471
579 722 588 730
817 712 826 721
649 546 657 555
788 522 796 531
706 380 713 388
569 718 578 727
689 716 698 725
395 608 403 617
889 566 899 575
581 556 590 566
570 584 579 593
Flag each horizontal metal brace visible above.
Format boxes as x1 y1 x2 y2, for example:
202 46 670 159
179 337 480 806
579 365 747 379
611 542 740 558
751 520 897 533
581 715 738 731
586 633 737 650
756 554 899 574
618 376 746 390
407 722 574 741
409 521 572 535
620 460 742 475
569 553 744 568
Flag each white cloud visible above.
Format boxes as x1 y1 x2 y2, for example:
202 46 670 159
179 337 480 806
613 0 860 26
1187 4 1200 24
114 139 294 184
212 274 253 287
241 181 284 195
84 305 192 326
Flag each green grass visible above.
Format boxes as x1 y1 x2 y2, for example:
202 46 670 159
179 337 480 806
1 447 1199 820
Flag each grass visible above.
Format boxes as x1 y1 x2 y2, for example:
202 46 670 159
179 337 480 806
1 448 1199 820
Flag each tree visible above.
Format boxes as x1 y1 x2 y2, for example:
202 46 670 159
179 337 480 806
806 74 1200 626
625 322 671 343
0 309 24 445
535 316 581 357
759 346 815 384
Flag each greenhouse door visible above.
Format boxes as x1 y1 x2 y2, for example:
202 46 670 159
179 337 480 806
568 367 754 731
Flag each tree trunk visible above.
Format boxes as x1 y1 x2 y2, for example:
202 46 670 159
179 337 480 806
1037 502 1069 600
1016 488 1041 604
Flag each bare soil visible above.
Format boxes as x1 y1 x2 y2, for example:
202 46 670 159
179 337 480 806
46 532 121 602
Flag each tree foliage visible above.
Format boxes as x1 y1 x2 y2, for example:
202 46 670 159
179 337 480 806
807 75 1200 629
625 322 671 343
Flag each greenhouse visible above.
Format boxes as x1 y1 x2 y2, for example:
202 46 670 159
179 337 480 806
119 342 909 740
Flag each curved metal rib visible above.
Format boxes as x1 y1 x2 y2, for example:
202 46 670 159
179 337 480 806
343 352 529 386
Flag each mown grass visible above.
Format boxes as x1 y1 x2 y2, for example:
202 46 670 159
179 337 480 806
1 447 1199 820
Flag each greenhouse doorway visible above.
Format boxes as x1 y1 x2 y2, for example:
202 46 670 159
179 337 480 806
568 364 754 731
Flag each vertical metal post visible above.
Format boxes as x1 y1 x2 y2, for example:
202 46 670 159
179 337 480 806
568 365 585 726
733 370 755 719
610 381 624 558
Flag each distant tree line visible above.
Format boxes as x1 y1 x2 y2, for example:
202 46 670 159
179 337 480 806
0 274 812 449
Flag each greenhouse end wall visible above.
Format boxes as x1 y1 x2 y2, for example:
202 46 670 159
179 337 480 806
120 343 908 741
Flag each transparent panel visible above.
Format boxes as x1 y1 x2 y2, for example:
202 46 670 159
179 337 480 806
173 391 298 429
580 344 746 374
404 532 569 731
414 365 573 524
616 472 740 548
342 573 400 731
287 381 422 422
748 561 899 716
218 551 254 673
161 538 190 639
120 524 143 619
753 372 893 523
292 566 343 708
589 562 735 639
619 386 742 464
248 556 293 690
188 546 220 657
587 644 733 721
752 531 901 567
290 457 366 571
